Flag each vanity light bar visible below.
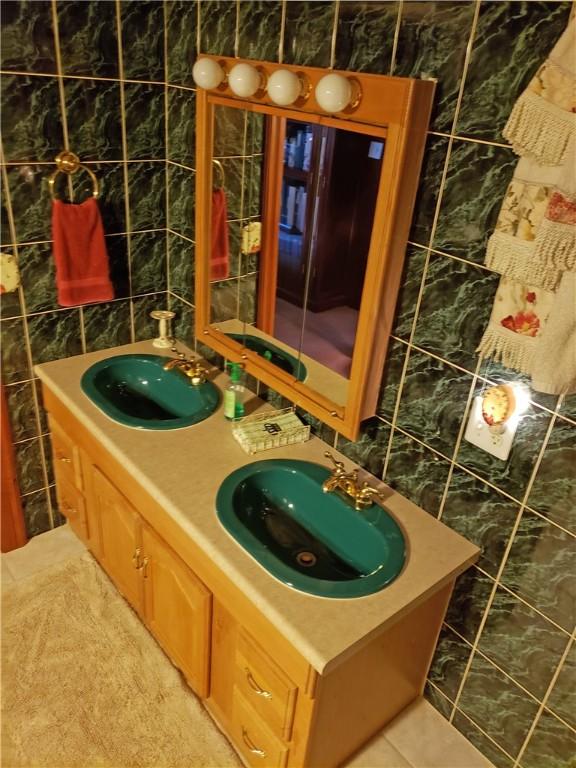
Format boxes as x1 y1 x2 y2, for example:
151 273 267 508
192 56 360 113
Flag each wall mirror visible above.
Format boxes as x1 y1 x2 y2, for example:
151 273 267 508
195 56 435 439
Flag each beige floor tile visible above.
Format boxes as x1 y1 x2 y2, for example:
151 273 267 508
2 525 86 582
383 699 494 768
345 733 412 767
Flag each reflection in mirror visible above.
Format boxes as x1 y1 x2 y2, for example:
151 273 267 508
275 119 384 380
208 107 385 407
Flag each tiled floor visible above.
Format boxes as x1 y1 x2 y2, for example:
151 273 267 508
2 526 493 768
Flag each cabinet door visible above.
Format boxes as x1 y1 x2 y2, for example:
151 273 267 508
141 523 211 698
91 466 142 612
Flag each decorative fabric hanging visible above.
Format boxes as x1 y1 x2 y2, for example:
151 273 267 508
477 18 576 396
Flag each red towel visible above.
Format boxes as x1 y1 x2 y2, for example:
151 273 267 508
210 187 230 280
52 197 114 307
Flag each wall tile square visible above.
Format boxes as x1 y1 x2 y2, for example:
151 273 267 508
441 468 520 577
546 640 575 729
337 417 391 478
456 1 572 142
384 430 451 516
444 566 494 644
424 683 453 720
27 308 82 364
18 242 57 313
283 1 336 68
169 294 195 349
210 279 238 325
527 417 575 535
1 75 63 163
167 87 196 167
412 253 499 372
21 487 51 538
410 136 450 246
390 245 426 340
64 79 123 162
433 140 516 265
168 232 194 303
130 231 167 295
451 711 515 768
238 1 283 62
394 1 476 132
334 1 398 75
166 0 197 87
376 337 408 422
1 316 31 383
199 0 237 57
166 163 194 239
520 709 576 768
500 509 575 633
477 586 569 700
128 162 167 232
125 83 166 161
458 652 540 759
5 380 38 442
57 0 119 78
121 0 165 82
15 437 44 494
0 0 57 74
92 163 127 235
83 299 132 352
106 234 130 299
395 350 473 457
6 164 52 244
428 625 473 701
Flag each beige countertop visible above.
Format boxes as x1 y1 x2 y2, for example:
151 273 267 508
36 340 479 676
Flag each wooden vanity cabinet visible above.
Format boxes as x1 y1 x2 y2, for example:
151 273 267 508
44 386 458 768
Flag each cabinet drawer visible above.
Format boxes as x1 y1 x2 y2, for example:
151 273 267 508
232 688 289 768
50 419 83 491
235 628 298 741
56 477 88 541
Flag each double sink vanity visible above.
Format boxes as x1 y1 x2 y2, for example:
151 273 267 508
37 340 478 768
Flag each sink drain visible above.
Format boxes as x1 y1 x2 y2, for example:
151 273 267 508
295 551 317 568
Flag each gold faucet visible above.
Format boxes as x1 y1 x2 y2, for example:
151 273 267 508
163 351 207 386
322 452 383 510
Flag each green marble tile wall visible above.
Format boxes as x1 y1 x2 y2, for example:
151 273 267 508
3 2 574 767
1 0 169 537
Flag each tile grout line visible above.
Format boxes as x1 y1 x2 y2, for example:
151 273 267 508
234 0 240 60
448 410 559 737
389 0 403 76
329 0 340 70
278 0 287 64
114 0 136 343
513 634 575 767
164 0 171 299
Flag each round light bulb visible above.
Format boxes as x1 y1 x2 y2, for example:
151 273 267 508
315 73 353 113
228 62 262 98
267 69 302 106
192 58 225 90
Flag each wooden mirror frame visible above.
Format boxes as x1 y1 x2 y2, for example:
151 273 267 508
195 56 435 440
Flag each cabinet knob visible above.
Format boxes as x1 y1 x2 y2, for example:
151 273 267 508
132 547 142 569
245 668 272 699
58 455 72 464
241 727 266 758
62 503 76 517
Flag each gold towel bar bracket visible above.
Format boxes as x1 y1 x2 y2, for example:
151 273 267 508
48 151 100 201
212 158 225 189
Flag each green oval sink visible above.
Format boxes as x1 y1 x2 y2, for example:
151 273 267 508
216 459 406 598
81 354 220 430
226 333 307 381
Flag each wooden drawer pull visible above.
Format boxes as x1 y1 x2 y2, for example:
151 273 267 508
241 727 266 758
132 547 142 569
62 504 77 517
245 668 272 699
58 455 72 464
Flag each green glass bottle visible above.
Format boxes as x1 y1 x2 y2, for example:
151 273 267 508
224 362 246 420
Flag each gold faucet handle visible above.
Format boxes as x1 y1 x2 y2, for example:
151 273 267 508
355 482 384 509
324 451 347 474
186 361 207 386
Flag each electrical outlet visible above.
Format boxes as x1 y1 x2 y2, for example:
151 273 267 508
464 394 519 461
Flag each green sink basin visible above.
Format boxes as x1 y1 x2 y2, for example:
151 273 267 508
216 459 406 598
226 333 307 381
81 354 220 430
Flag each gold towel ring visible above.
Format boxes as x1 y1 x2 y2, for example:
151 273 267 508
212 159 225 189
48 151 100 201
